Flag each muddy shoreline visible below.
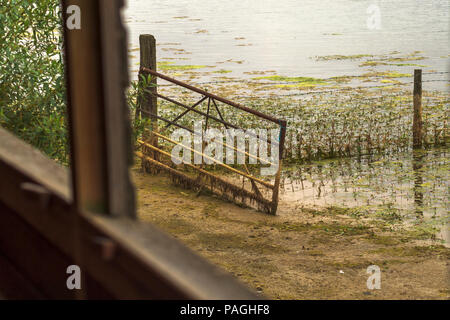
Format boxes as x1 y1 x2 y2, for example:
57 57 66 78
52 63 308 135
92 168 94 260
133 167 449 300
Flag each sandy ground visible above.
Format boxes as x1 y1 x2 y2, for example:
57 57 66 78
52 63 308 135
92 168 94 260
132 167 449 300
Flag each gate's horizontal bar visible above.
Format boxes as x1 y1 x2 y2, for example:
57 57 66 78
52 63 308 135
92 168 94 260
145 129 275 167
138 138 275 190
144 91 280 148
141 67 284 124
136 151 273 210
139 109 276 166
150 132 276 186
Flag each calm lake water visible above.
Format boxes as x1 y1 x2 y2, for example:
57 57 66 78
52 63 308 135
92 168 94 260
124 0 449 89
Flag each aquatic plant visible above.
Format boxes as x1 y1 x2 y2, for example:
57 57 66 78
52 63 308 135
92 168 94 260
152 82 448 164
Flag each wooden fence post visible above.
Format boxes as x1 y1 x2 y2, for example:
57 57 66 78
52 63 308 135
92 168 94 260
139 34 157 121
413 69 423 149
139 35 159 168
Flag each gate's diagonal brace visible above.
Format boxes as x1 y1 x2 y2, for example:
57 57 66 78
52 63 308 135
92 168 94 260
147 90 240 131
146 90 280 149
165 96 208 130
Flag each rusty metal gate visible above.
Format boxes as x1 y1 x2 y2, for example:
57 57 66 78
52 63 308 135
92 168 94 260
136 67 287 215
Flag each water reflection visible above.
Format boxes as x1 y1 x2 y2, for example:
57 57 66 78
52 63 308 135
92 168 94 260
412 149 425 218
280 147 449 245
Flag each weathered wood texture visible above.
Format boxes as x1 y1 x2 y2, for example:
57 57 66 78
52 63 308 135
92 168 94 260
139 34 160 166
63 0 109 215
139 34 158 126
0 127 258 299
413 69 423 148
0 0 258 300
98 0 136 218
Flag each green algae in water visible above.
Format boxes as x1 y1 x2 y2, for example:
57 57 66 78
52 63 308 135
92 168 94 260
362 71 412 78
359 61 389 67
274 83 319 89
213 69 233 74
381 79 401 84
390 63 429 67
386 56 427 62
315 54 374 61
253 75 328 85
359 61 428 68
158 61 208 71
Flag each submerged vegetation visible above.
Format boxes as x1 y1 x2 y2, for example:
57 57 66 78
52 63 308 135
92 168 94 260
158 61 209 71
315 54 374 61
280 148 449 242
153 85 448 163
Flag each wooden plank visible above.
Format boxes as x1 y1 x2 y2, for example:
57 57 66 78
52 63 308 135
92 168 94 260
0 128 76 257
98 0 136 218
0 202 77 299
63 0 109 215
0 127 71 201
0 252 45 300
81 213 260 300
0 128 259 300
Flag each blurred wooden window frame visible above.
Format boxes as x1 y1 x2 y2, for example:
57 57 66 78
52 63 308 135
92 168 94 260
0 0 257 300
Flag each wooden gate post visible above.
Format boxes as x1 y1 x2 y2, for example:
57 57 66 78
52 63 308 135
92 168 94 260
271 120 287 215
139 34 157 122
139 34 159 168
413 69 423 149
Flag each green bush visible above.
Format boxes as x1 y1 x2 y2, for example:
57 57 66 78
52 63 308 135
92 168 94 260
0 1 158 166
0 0 68 164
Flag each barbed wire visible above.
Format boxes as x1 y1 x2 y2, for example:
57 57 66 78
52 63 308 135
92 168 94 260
154 70 449 87
423 71 450 75
159 83 413 99
224 85 450 100
150 68 449 100
156 80 448 93
422 79 450 83
156 77 408 87
159 85 449 100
